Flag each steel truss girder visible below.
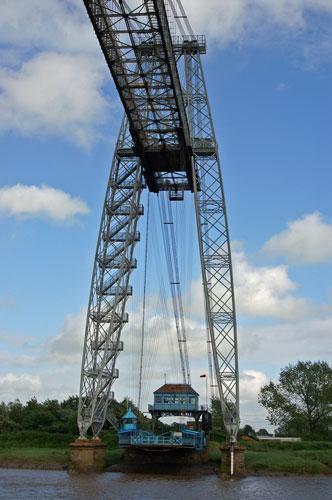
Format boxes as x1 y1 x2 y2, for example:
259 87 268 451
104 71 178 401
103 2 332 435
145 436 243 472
184 50 240 442
82 0 193 192
78 118 143 437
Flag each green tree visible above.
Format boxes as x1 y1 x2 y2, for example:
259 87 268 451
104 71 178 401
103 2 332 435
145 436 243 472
240 424 256 436
7 399 24 425
257 428 270 436
258 361 332 439
210 396 225 430
60 395 79 411
208 396 227 441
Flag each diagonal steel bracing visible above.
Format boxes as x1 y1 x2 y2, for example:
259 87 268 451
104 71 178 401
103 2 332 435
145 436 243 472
78 118 143 437
184 48 239 441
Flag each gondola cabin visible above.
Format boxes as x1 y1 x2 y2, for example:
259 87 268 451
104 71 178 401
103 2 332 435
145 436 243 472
152 384 199 412
118 384 208 452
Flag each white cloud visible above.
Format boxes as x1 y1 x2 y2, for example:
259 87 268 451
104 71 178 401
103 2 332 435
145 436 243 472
239 369 272 430
239 315 332 365
0 1 116 147
0 184 90 223
263 212 332 264
189 248 313 320
182 0 332 50
233 249 313 319
0 373 42 401
0 0 96 56
0 52 110 147
43 309 86 364
0 368 82 403
0 331 31 348
240 369 269 402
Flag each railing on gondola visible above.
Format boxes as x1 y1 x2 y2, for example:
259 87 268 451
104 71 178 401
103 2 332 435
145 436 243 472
118 429 203 450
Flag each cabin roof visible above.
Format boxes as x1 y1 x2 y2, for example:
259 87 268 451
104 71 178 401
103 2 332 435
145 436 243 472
122 407 137 420
154 383 199 395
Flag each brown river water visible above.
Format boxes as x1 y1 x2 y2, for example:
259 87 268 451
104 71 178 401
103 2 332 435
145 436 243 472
1 469 332 500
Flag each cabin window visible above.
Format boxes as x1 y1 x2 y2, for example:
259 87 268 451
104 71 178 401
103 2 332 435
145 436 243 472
172 396 179 404
164 396 170 404
155 396 162 403
189 396 196 404
180 396 187 404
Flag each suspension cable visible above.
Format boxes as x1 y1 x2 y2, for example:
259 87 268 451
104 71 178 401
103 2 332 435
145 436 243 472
158 193 191 385
138 191 150 410
166 198 191 385
168 0 194 37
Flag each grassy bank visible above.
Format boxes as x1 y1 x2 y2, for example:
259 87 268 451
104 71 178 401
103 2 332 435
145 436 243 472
0 447 70 469
0 429 121 469
0 430 77 448
209 440 332 475
1 432 332 474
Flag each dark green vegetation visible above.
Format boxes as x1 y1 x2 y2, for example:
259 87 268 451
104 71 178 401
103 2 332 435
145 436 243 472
259 361 332 440
0 397 79 434
0 396 153 435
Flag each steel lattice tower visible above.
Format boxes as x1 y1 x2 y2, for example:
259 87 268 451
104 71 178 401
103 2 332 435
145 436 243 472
78 0 239 443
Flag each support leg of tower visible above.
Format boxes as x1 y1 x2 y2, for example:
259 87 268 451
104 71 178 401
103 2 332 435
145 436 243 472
219 445 246 477
69 438 107 472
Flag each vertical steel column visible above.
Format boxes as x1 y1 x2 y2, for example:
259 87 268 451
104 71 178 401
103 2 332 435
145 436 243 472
184 48 240 442
78 118 143 437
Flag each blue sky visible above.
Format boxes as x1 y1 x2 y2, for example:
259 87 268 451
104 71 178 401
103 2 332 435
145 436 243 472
0 0 331 431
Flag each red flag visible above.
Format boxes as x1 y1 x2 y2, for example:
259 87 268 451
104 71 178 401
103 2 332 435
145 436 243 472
200 374 207 378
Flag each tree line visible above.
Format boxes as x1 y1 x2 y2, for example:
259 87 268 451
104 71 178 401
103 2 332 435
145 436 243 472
0 396 79 434
1 360 331 441
0 396 161 436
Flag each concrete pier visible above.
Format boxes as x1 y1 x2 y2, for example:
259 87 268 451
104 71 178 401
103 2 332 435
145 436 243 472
220 445 246 476
69 438 107 472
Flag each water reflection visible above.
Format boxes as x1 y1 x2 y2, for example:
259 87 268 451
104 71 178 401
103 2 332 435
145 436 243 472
1 470 332 500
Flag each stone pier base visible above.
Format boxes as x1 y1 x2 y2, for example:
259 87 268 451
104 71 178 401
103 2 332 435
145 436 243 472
220 445 246 476
69 438 107 472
